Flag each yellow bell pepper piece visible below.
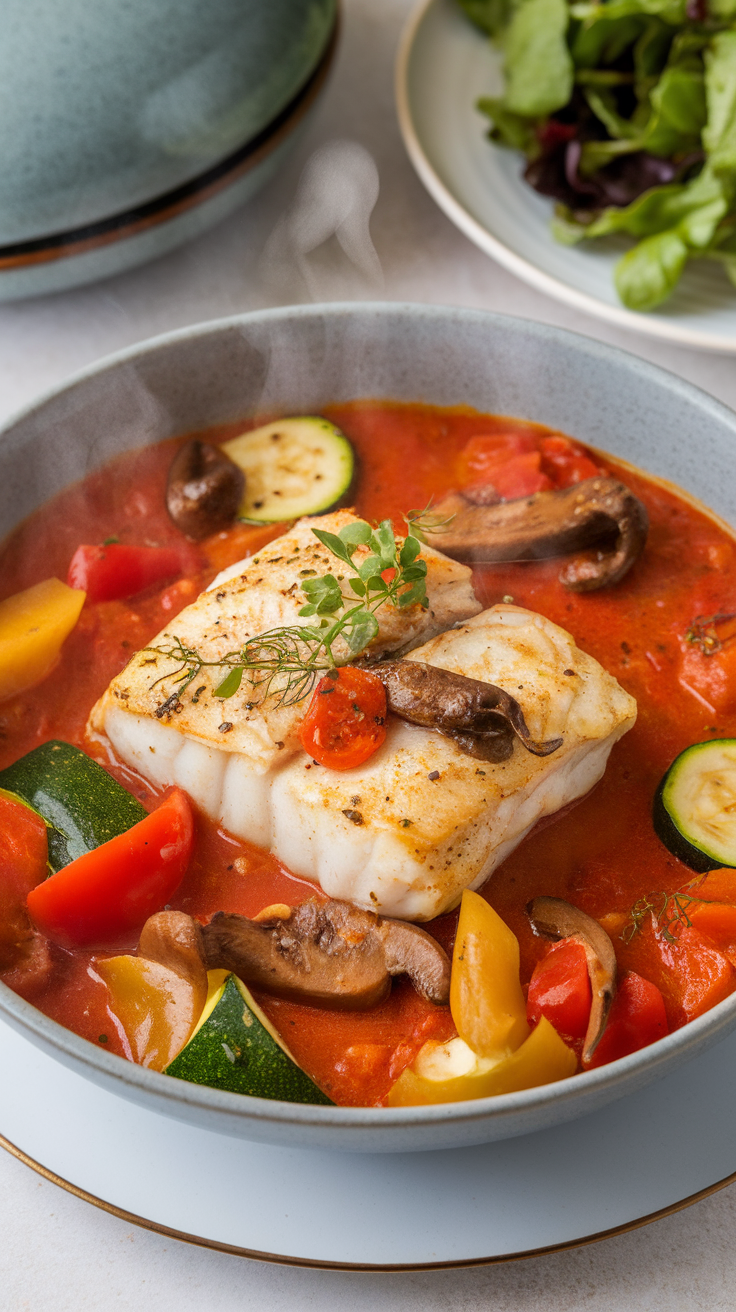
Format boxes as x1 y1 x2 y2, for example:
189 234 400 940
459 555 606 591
450 889 530 1057
96 954 206 1071
387 1017 577 1106
0 578 85 702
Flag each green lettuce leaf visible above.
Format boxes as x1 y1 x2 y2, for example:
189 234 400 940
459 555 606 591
502 0 574 116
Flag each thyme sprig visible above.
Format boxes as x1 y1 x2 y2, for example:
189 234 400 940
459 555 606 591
145 518 429 710
621 875 717 946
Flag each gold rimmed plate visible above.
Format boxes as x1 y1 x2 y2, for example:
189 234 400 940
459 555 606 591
2 1011 736 1268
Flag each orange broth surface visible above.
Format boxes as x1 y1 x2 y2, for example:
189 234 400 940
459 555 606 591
1 400 736 1106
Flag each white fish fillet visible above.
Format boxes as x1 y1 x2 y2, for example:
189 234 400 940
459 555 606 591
89 509 481 780
92 596 635 921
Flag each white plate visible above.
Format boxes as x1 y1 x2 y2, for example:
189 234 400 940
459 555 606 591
3 1013 736 1269
396 0 736 353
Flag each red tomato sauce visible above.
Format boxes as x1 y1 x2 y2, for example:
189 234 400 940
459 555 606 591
1 401 736 1105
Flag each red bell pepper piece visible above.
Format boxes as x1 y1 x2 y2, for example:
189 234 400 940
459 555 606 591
0 793 48 970
526 939 592 1043
27 788 194 948
585 972 667 1069
67 542 183 603
298 666 387 770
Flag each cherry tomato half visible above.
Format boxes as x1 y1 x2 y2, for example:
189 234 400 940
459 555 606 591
299 667 387 770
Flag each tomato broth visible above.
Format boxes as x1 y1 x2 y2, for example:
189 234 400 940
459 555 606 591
2 401 735 1105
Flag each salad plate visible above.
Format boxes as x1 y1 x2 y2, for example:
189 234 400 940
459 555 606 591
396 0 736 353
2 1008 736 1267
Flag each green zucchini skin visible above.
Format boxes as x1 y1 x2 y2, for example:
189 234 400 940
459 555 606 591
652 739 736 873
0 740 146 872
165 974 334 1105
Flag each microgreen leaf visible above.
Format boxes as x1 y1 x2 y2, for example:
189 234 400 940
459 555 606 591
214 668 244 699
399 535 422 566
311 529 352 564
339 521 372 547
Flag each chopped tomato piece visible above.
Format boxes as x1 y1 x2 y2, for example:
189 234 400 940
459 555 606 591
585 972 667 1069
457 432 538 484
492 452 553 499
623 917 735 1027
0 792 48 970
526 939 592 1043
678 638 736 716
67 542 184 603
298 667 387 771
27 788 194 949
687 869 736 904
687 902 736 966
539 435 601 487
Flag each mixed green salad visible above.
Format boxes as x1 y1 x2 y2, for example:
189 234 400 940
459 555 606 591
459 0 736 310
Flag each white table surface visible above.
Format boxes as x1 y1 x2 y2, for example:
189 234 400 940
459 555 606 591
2 0 735 1305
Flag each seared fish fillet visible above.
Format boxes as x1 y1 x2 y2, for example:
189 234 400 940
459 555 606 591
90 510 480 837
268 606 636 918
92 595 635 920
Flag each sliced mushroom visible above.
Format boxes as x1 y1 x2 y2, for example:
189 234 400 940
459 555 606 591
527 896 617 1063
166 439 245 540
138 910 208 1004
202 898 451 1010
371 660 563 761
431 477 648 591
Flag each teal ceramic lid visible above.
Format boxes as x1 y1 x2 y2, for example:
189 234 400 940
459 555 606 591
0 0 336 244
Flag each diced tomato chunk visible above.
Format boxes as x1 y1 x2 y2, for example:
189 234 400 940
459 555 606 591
0 793 49 971
526 939 592 1042
678 639 736 716
624 917 735 1027
687 869 736 904
687 902 736 967
298 666 387 771
491 452 553 499
457 432 539 485
67 542 185 604
539 435 601 488
585 972 667 1069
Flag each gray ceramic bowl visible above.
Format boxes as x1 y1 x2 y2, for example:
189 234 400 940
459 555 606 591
1 303 736 1152
0 0 337 299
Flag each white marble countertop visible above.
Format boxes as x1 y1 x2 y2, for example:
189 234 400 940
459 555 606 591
2 0 735 1304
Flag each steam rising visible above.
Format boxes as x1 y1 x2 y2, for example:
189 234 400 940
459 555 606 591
260 140 383 301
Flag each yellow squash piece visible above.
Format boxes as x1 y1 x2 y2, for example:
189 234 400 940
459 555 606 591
387 1017 577 1106
0 578 85 702
96 954 206 1071
450 889 530 1057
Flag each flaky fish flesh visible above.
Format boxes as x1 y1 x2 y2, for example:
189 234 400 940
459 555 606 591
92 577 635 919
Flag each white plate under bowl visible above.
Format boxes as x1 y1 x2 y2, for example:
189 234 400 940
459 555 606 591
3 1011 736 1267
396 0 736 353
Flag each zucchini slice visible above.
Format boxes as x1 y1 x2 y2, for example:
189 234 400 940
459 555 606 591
653 739 736 872
222 417 354 523
165 970 333 1105
0 740 146 872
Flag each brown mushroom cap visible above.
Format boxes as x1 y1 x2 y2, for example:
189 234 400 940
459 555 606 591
431 477 648 592
138 909 208 1010
201 899 451 1010
527 896 617 1062
371 660 563 761
166 439 245 540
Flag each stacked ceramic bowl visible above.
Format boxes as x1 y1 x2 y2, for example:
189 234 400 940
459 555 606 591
0 0 337 299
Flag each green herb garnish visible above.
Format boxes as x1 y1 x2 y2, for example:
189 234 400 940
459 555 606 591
146 518 429 710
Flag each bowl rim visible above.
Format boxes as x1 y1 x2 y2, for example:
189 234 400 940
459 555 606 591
2 299 736 1134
